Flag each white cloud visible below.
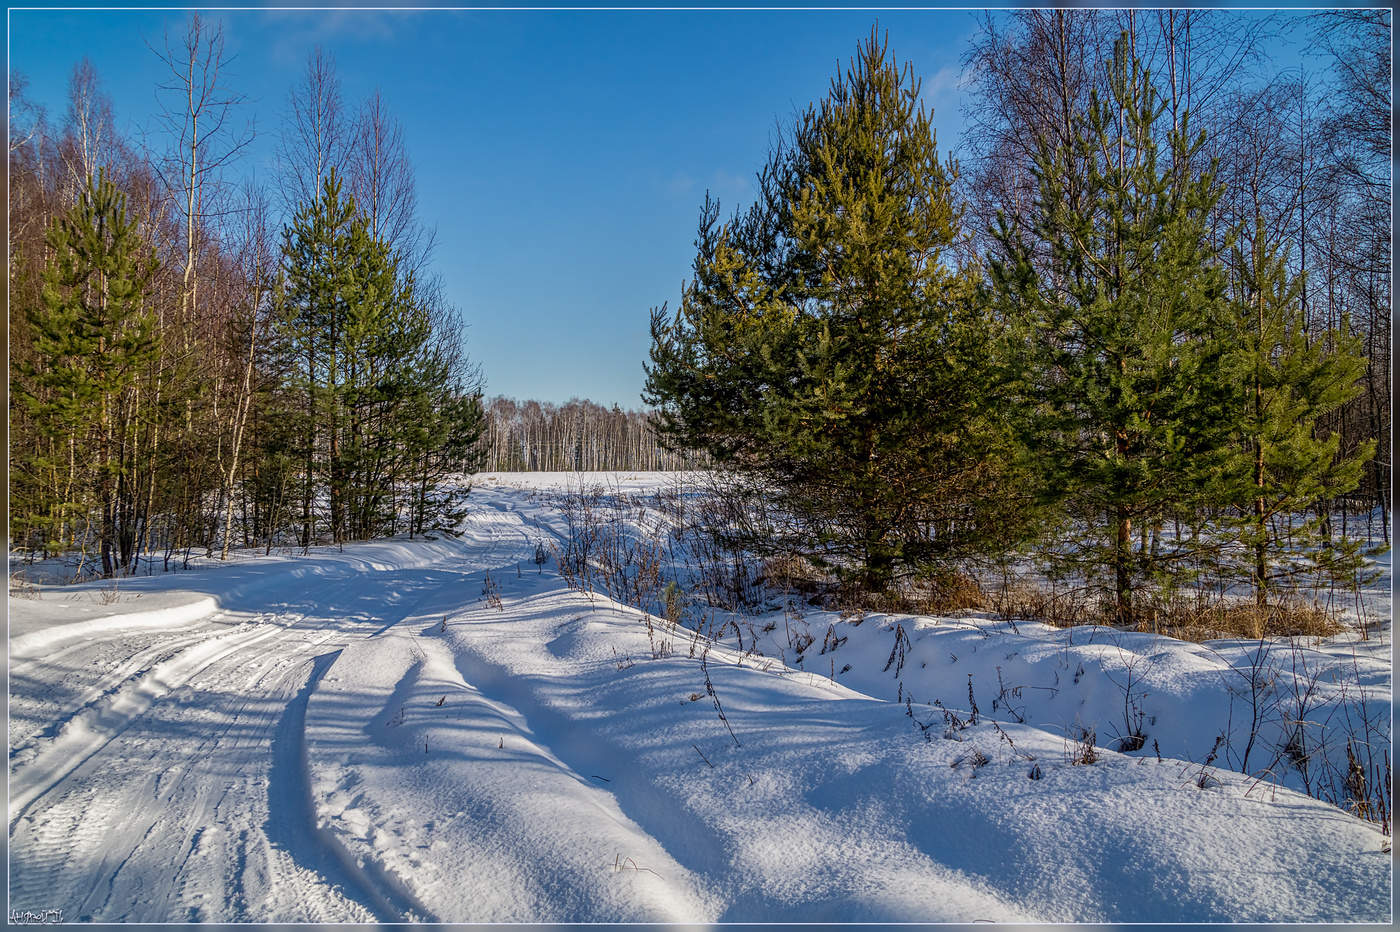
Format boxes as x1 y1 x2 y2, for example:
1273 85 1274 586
707 168 753 205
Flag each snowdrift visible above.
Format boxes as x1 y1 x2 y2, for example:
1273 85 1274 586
301 475 1390 922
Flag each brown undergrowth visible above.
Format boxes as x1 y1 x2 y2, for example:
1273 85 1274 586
990 580 1344 641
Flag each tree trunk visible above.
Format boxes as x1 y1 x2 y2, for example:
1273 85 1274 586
221 302 261 560
1253 284 1268 608
1114 506 1133 626
302 343 315 550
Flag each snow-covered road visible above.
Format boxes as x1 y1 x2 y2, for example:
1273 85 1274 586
8 537 479 921
7 475 1392 922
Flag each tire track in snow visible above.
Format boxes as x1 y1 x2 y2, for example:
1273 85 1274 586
267 649 431 922
14 638 365 922
7 781 113 915
10 604 433 918
145 628 343 920
8 622 287 826
12 495 669 921
10 546 486 921
160 637 375 923
8 613 303 767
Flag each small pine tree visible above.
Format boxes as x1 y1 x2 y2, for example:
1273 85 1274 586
1225 221 1375 605
15 170 159 575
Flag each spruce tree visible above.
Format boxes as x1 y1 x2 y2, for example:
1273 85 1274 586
647 29 1026 593
990 35 1236 625
1227 222 1375 606
15 170 159 575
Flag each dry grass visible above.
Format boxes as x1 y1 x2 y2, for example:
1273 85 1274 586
1153 598 1338 643
1067 725 1099 765
913 569 989 614
1139 595 1344 641
756 553 991 617
756 553 825 594
819 569 990 617
765 550 1345 644
992 580 1344 642
990 580 1096 628
8 573 40 600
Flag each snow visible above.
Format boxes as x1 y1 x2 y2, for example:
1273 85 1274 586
7 472 1392 922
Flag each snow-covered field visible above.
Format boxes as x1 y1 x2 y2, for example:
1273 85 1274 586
7 472 1392 922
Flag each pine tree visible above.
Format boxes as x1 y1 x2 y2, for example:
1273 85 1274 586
1227 221 1374 606
647 29 1027 593
242 383 303 552
402 380 485 537
273 169 484 544
337 213 412 539
990 35 1236 625
277 169 357 545
14 169 159 575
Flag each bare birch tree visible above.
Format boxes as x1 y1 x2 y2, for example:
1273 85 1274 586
150 12 253 558
58 59 113 201
347 89 434 272
278 46 347 216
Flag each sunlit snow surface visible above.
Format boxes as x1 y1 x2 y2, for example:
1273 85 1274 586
7 472 1391 922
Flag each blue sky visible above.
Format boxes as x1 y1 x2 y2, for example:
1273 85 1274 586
8 4 1310 407
9 5 985 406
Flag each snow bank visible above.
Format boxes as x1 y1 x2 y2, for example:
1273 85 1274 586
10 535 472 654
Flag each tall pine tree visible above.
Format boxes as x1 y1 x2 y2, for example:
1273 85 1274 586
271 170 484 545
990 35 1236 625
14 169 160 576
647 29 1027 593
276 170 358 546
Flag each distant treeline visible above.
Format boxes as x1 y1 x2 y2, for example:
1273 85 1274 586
477 397 702 473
